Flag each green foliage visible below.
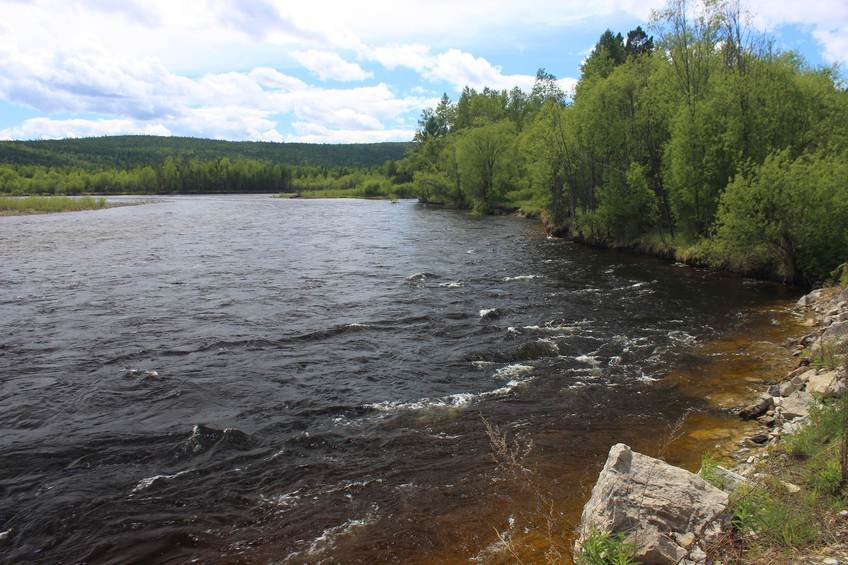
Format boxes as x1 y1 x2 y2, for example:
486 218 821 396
595 165 658 243
577 531 637 565
0 195 108 214
829 263 848 288
413 170 460 206
808 458 843 496
784 399 844 461
399 0 848 286
0 157 294 195
729 395 847 559
454 120 517 213
812 341 842 371
709 150 848 285
730 484 819 548
699 451 727 489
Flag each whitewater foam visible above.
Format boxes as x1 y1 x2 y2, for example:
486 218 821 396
502 274 539 281
493 363 534 380
479 308 499 319
366 378 532 414
132 469 191 493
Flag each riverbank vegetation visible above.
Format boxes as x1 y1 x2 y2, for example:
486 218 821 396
0 137 408 197
0 195 109 214
700 390 848 562
399 0 848 286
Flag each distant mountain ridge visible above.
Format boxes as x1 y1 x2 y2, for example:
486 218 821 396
0 135 411 169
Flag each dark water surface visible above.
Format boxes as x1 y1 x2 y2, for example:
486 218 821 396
0 196 798 563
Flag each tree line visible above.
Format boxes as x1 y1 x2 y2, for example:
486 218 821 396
0 136 409 169
399 0 848 286
0 156 417 196
0 157 294 195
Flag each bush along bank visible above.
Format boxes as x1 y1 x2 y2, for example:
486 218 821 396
400 0 848 288
574 285 848 565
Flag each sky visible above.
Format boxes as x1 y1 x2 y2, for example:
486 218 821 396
0 0 845 144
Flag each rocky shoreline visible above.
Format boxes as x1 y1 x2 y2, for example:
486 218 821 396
574 285 848 564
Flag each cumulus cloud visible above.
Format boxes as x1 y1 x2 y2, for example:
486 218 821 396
0 26 429 142
287 123 416 143
291 50 373 81
0 118 171 140
369 44 558 92
0 0 845 143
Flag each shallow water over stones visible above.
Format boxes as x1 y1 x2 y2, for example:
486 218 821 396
0 195 799 563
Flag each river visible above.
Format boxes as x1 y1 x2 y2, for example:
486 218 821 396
0 195 800 563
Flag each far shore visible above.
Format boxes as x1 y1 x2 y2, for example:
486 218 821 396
0 195 152 216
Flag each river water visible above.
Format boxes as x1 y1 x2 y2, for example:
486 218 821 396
0 195 800 564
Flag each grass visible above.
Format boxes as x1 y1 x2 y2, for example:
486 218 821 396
0 195 109 214
812 340 843 371
279 180 418 201
576 531 637 565
716 391 848 562
731 481 820 548
699 451 730 490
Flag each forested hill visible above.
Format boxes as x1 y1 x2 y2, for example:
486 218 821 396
0 136 411 169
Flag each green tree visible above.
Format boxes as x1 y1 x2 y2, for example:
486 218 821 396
455 120 517 213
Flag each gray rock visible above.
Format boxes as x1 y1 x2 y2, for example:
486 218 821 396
738 394 773 420
710 465 748 493
781 390 812 419
787 365 811 379
807 370 842 398
781 481 801 494
575 444 729 565
771 373 807 397
823 321 848 341
747 434 769 446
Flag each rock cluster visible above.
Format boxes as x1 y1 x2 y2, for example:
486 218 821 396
735 286 847 452
575 285 848 564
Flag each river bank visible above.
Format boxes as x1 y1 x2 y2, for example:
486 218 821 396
573 284 848 564
0 195 157 215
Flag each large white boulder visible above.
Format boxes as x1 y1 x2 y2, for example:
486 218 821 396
574 444 729 565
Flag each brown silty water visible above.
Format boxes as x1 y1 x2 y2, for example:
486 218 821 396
404 301 804 564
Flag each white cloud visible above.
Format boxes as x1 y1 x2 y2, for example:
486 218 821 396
425 48 537 91
0 36 425 142
814 28 848 66
287 122 415 143
291 50 373 81
372 43 432 71
369 44 549 91
0 118 171 140
0 0 846 143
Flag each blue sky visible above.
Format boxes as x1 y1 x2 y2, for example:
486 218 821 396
0 0 844 143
